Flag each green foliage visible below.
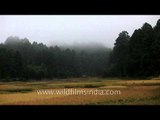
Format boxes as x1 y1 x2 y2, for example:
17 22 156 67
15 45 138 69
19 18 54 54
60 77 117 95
1 19 160 80
106 31 130 77
0 36 111 81
105 19 160 78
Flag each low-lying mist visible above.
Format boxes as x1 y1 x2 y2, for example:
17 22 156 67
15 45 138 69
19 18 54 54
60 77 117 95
50 42 112 53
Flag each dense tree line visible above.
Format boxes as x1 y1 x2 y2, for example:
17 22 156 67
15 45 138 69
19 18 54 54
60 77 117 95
0 37 110 80
105 19 160 78
0 19 160 81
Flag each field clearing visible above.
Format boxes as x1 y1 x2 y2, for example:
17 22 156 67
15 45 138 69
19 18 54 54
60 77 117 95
0 78 160 105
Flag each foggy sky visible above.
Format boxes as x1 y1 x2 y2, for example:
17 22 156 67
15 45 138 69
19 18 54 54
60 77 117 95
0 15 159 48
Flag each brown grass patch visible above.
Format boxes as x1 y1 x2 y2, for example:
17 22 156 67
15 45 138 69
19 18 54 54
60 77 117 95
0 79 160 105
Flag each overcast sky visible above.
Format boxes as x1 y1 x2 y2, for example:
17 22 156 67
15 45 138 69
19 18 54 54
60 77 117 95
0 15 159 48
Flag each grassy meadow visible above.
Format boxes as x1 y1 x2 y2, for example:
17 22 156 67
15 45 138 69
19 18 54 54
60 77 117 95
0 77 160 105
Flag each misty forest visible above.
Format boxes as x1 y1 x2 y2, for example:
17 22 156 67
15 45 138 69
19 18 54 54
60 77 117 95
0 19 160 81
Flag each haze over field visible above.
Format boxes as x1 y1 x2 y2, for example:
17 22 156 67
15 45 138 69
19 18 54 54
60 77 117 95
0 15 159 48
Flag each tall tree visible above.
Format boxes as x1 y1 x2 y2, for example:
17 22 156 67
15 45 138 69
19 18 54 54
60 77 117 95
150 19 160 76
109 31 130 77
129 23 154 77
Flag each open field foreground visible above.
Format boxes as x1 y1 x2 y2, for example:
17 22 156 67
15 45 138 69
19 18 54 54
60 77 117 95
0 78 160 105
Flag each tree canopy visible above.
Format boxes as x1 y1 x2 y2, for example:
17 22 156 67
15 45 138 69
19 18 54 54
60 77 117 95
105 19 160 78
0 37 111 80
0 19 160 81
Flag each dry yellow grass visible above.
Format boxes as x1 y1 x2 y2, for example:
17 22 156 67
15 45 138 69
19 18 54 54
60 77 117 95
0 78 160 105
